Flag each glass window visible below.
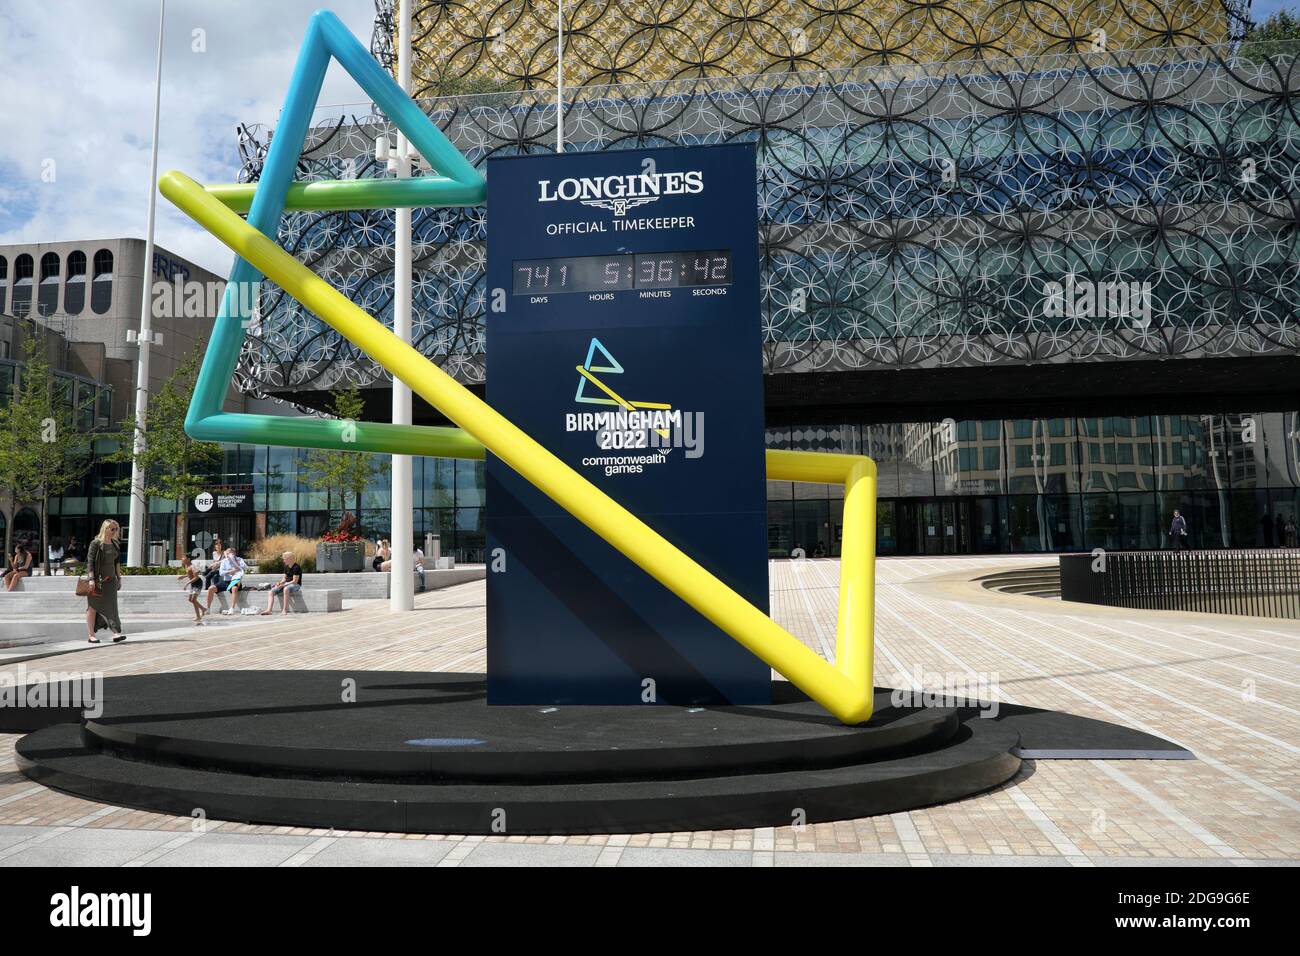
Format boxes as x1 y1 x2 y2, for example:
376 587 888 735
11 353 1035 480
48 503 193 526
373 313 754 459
1079 416 1151 492
455 458 484 508
861 425 899 497
64 250 86 315
421 457 456 507
1004 494 1080 552
937 419 1004 495
422 507 454 542
91 249 113 314
1081 493 1118 550
0 255 7 313
1043 495 1081 551
75 380 95 431
888 423 936 497
793 498 830 557
359 455 391 509
767 499 794 556
95 385 112 428
266 511 296 536
359 508 390 540
12 254 33 316
1005 495 1043 552
1157 490 1229 549
37 252 60 316
1233 411 1300 489
1152 414 1226 492
452 506 484 562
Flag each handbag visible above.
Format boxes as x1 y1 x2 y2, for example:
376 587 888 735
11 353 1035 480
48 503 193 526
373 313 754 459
75 576 99 598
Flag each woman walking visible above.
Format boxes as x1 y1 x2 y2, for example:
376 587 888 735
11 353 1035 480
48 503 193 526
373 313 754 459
85 519 126 644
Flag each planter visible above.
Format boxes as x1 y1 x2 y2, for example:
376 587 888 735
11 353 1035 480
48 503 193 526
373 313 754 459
316 541 365 573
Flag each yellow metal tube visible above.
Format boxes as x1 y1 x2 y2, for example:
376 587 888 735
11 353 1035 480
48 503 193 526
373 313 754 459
161 169 878 724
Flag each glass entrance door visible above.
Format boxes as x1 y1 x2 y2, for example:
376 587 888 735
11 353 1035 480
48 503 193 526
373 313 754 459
958 497 1002 553
916 500 957 554
187 515 254 559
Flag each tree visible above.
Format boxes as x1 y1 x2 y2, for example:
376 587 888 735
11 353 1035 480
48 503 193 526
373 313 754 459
0 334 95 575
105 347 222 563
1246 9 1300 42
299 387 389 530
1242 9 1300 60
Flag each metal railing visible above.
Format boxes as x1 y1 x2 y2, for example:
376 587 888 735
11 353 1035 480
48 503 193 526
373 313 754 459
1060 550 1300 619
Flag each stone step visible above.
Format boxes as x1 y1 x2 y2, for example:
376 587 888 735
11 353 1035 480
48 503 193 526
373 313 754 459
0 617 199 645
0 588 342 615
6 567 484 599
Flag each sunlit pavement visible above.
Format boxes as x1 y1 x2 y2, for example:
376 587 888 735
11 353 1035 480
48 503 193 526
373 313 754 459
1 556 1296 867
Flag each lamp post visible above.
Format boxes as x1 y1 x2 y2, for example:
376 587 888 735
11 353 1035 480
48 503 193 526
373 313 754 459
390 0 414 611
126 0 166 568
556 0 564 152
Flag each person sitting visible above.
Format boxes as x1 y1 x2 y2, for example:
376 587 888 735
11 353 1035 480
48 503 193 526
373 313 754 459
205 548 247 615
48 538 65 574
177 554 207 625
372 539 392 572
201 557 223 613
4 543 33 591
219 549 248 614
412 546 426 592
261 552 303 615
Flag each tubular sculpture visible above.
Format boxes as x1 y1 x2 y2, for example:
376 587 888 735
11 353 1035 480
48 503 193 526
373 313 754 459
164 9 878 724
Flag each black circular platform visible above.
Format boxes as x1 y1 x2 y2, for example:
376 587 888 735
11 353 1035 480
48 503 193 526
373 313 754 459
16 671 1023 834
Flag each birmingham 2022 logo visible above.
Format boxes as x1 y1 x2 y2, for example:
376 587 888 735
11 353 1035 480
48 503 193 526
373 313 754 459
564 337 704 473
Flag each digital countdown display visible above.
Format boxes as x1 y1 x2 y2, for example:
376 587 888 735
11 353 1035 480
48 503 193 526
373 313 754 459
512 250 732 294
486 143 769 707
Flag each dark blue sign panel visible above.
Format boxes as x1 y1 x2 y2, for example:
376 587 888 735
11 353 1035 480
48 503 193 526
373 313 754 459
485 143 769 705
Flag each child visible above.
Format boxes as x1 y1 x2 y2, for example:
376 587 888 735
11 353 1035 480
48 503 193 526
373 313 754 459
177 554 206 625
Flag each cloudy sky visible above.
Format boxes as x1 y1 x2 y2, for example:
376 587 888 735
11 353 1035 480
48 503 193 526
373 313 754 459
0 0 377 275
0 1 1294 277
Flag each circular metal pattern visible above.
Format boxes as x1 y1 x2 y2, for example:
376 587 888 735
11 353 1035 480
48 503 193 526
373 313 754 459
234 2 1296 397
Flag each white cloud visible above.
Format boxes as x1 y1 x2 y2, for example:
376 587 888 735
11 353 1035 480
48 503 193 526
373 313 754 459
0 0 379 274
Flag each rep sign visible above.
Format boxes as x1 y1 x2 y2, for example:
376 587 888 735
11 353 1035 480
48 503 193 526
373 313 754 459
485 143 769 705
191 487 254 514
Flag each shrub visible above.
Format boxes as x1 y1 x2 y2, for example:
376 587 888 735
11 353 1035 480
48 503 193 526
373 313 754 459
259 552 317 574
252 534 319 574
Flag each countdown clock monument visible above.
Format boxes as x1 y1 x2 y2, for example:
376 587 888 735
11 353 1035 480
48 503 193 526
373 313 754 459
12 11 1184 838
485 144 771 706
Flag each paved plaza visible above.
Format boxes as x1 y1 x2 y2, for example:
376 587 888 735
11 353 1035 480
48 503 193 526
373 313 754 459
1 555 1296 867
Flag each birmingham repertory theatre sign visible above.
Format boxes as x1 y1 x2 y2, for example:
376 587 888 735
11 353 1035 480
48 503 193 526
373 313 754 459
486 144 770 704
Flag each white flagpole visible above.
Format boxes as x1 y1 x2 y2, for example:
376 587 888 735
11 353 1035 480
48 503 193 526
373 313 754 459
390 0 415 611
556 0 564 152
126 0 166 568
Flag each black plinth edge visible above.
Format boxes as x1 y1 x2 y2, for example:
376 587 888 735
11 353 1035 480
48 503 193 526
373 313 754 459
7 669 1181 834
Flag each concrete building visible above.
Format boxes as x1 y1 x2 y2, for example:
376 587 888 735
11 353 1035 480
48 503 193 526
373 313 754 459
0 238 255 559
